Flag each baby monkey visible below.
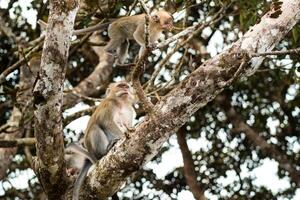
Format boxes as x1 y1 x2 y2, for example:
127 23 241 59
71 81 136 200
105 10 173 63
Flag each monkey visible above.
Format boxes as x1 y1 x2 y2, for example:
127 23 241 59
65 137 96 176
72 81 136 200
39 10 173 64
65 145 87 176
105 10 174 63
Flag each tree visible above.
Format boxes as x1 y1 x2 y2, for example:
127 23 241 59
0 0 299 199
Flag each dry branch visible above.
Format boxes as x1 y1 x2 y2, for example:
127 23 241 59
0 138 36 148
131 49 154 113
0 42 43 84
249 47 300 57
63 106 96 126
177 127 207 200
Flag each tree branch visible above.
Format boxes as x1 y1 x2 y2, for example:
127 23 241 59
0 42 43 84
0 138 36 148
63 106 96 126
249 47 300 57
131 49 154 113
176 127 206 200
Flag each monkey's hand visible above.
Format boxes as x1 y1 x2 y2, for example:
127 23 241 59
124 125 135 139
66 168 79 176
107 138 119 151
147 43 157 51
105 51 118 60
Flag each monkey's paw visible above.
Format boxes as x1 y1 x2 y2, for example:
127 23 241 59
147 43 157 51
107 138 119 151
127 127 136 132
66 168 78 176
124 131 130 139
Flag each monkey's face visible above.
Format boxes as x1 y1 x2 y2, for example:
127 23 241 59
152 11 174 31
110 82 134 101
161 16 173 31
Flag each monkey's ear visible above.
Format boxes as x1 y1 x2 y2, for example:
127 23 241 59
105 87 111 96
151 14 160 22
106 82 115 96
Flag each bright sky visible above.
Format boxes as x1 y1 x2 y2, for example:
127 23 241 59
0 1 300 199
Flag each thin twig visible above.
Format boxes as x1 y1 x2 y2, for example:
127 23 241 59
131 49 154 113
249 47 300 57
139 0 150 15
127 0 139 16
0 41 43 84
217 57 248 88
0 138 36 148
63 106 97 126
64 90 103 102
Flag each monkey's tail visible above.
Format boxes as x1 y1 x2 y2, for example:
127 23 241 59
67 143 97 163
72 159 92 200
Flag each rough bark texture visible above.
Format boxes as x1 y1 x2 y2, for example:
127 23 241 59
32 0 79 198
76 1 300 198
177 128 206 200
216 94 300 187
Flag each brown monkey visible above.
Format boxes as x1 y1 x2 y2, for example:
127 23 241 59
105 10 173 63
39 11 173 64
72 81 136 200
65 144 86 176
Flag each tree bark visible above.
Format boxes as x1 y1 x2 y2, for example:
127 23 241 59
32 0 79 198
77 0 300 199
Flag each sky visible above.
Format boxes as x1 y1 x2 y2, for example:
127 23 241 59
0 0 300 199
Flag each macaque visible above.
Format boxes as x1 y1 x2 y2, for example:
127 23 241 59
39 10 173 64
105 10 174 63
65 145 86 176
72 81 136 200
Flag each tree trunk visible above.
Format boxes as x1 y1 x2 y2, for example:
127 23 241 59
32 0 79 198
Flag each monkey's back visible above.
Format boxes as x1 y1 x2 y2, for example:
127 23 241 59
108 14 146 40
83 98 120 158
